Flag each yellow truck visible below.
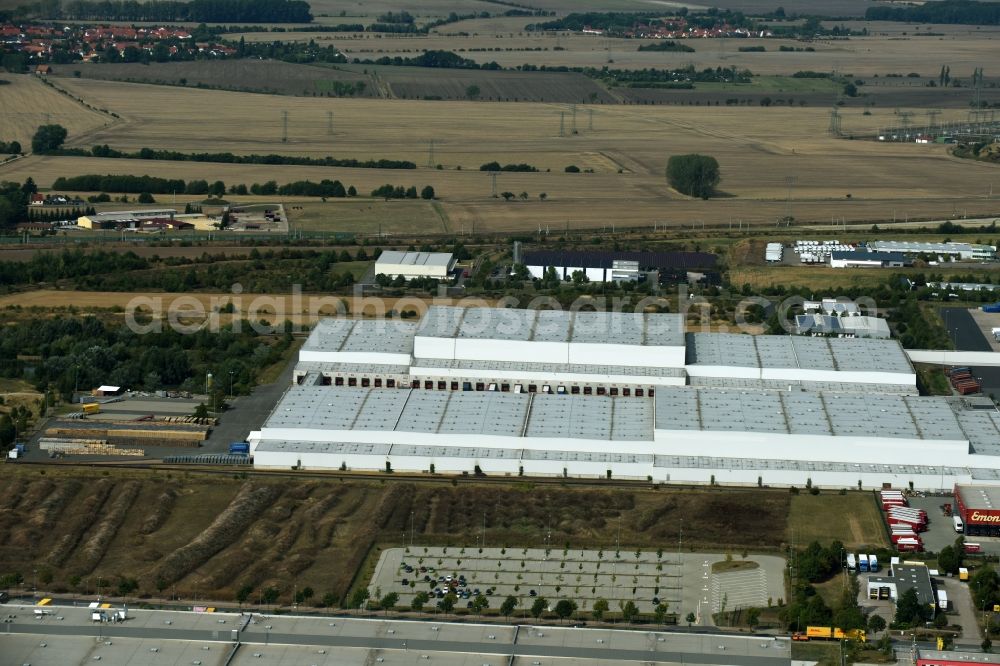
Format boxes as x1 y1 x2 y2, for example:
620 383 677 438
795 627 867 642
82 403 100 415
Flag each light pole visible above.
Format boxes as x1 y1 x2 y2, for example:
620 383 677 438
229 370 234 399
410 511 414 548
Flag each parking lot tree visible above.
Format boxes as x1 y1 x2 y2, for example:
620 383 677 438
379 591 399 613
620 600 639 624
501 595 518 619
472 594 489 614
321 592 336 607
686 612 696 626
592 598 609 621
655 603 670 625
411 591 429 611
554 599 577 622
348 587 369 609
531 596 548 618
438 593 456 614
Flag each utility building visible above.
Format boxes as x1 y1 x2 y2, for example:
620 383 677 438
375 251 455 280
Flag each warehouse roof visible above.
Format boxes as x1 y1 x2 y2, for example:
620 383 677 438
375 250 454 267
686 334 912 374
302 319 417 355
869 241 993 254
411 357 687 378
652 454 967 475
265 386 532 438
956 485 1000 510
688 377 917 396
416 305 685 347
654 387 981 441
917 650 1000 665
523 249 717 270
832 250 907 262
525 394 652 440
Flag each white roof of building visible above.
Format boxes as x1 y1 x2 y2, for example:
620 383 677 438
686 333 911 374
869 240 994 254
411 357 686 378
301 319 418 355
654 386 988 441
376 250 454 267
416 305 685 346
95 385 121 392
85 209 176 220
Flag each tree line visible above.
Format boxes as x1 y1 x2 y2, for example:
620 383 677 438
0 140 21 154
866 0 1000 25
371 184 435 200
58 0 313 23
50 174 364 199
85 145 415 170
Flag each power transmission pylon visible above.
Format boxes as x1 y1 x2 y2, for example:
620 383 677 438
571 104 577 134
828 108 842 136
281 110 288 142
327 110 333 136
927 109 941 131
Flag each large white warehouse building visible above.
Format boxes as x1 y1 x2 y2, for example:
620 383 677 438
250 306 1000 490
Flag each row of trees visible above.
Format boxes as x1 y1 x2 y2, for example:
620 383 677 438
48 174 365 199
371 184 436 200
87 144 415 170
59 0 313 23
0 140 21 154
866 0 1000 25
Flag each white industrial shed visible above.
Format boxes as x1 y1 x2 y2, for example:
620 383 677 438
250 305 1000 490
375 251 455 279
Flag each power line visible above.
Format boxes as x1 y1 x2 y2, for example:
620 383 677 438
571 104 577 134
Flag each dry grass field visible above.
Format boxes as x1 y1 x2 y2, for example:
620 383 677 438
0 468 798 604
788 493 887 549
0 75 113 150
0 75 996 235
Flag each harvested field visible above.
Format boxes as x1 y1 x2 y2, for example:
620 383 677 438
0 467 807 605
0 74 112 149
53 60 375 98
370 65 618 104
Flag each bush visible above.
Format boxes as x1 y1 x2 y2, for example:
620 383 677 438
564 165 580 173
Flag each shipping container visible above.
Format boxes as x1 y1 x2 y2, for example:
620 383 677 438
960 567 970 581
229 442 250 455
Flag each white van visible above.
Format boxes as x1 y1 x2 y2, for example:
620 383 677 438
954 515 964 533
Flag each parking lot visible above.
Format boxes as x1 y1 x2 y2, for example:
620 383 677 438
369 547 786 626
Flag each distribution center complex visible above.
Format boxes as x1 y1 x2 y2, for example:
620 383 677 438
249 306 1000 490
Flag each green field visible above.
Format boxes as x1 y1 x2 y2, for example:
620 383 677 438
788 493 887 549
